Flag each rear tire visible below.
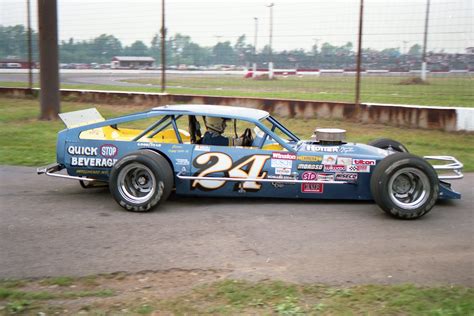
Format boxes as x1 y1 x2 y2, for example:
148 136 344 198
109 150 173 212
368 138 409 153
370 153 439 219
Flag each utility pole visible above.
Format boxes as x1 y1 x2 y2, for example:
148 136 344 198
37 0 60 120
26 0 33 91
253 17 258 78
354 0 364 119
421 0 430 81
267 3 274 79
161 0 166 92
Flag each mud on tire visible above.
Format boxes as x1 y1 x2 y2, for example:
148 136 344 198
109 150 173 212
370 153 439 219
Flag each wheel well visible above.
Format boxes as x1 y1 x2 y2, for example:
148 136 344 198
139 148 176 187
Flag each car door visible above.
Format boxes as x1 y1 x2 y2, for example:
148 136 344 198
184 144 299 198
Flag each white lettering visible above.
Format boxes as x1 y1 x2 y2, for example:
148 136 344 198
67 146 98 156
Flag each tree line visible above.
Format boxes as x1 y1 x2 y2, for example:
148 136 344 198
0 24 457 70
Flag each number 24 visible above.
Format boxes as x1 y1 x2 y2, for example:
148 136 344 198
192 153 270 191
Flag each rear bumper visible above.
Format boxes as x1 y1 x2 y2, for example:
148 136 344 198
37 163 97 182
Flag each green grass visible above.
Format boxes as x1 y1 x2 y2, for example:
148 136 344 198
1 74 473 107
39 276 74 287
0 274 472 315
149 280 474 315
0 287 114 300
0 96 472 171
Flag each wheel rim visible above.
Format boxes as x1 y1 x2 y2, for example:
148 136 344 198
117 163 156 204
388 167 430 210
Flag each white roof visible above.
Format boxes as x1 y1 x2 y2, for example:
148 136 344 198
113 56 155 62
152 104 269 121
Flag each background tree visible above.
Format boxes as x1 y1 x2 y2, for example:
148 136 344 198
408 44 422 57
212 41 235 65
124 40 148 56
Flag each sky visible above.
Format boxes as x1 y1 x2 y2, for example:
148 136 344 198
0 0 472 53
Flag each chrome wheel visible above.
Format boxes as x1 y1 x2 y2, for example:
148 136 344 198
117 163 156 204
388 167 430 210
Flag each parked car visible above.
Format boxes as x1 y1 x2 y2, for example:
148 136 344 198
38 105 463 219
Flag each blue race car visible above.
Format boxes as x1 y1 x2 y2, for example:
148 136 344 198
38 104 463 219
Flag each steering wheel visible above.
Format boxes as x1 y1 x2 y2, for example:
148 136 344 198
240 128 254 146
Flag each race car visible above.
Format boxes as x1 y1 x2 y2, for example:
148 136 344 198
38 104 463 219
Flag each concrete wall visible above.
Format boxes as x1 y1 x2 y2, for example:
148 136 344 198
1 87 472 132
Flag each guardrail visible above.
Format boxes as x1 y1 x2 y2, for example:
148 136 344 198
1 86 473 132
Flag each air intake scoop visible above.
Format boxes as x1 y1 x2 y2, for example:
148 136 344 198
311 128 346 145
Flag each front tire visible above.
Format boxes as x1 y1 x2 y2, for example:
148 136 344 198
370 153 439 219
109 150 173 212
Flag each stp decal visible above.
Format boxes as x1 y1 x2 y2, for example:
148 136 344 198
192 153 270 191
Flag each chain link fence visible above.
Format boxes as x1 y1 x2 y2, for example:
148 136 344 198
0 0 472 106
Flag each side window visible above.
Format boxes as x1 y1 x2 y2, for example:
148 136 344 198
79 115 190 144
199 116 256 148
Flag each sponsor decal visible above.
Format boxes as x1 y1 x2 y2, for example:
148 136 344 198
100 144 118 158
339 146 355 153
137 142 161 148
76 169 109 175
68 145 118 168
271 182 285 189
301 183 324 193
67 146 97 156
316 173 335 181
301 171 334 182
71 157 117 167
297 163 324 170
346 165 371 173
305 145 339 153
336 157 352 166
275 167 292 175
298 155 323 162
322 154 338 165
353 159 376 165
169 144 188 153
268 174 296 187
168 149 188 153
301 171 317 180
268 175 296 180
335 173 358 181
176 158 190 166
195 145 211 152
271 159 293 169
272 152 297 160
324 164 346 172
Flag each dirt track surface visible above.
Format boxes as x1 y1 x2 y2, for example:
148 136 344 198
0 166 473 285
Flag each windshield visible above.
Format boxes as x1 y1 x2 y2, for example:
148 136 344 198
258 116 300 143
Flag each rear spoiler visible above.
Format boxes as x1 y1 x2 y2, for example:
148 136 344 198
58 108 105 128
